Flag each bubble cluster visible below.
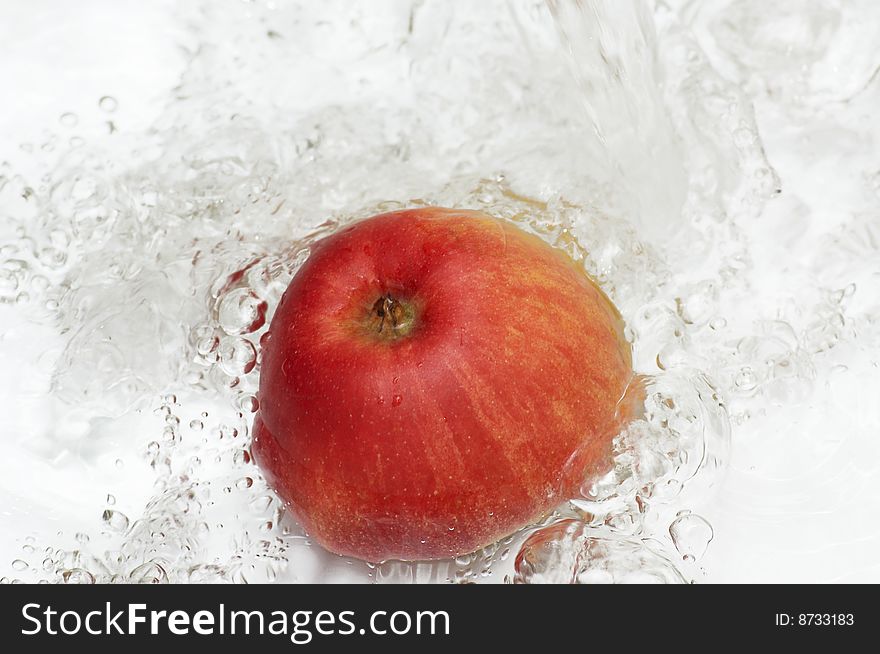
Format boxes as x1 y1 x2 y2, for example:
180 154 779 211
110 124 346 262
513 520 687 584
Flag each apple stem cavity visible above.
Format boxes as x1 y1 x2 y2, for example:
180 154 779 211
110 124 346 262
369 294 416 340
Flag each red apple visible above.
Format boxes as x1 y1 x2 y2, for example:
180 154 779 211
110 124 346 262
252 207 632 561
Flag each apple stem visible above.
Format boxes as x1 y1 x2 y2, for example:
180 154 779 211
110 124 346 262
370 295 415 339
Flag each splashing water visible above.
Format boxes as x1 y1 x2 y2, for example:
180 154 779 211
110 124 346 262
1 0 879 584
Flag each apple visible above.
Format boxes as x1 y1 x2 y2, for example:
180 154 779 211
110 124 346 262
252 207 632 561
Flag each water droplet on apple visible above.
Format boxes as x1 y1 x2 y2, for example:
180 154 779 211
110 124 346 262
376 395 385 405
391 394 402 407
281 358 295 378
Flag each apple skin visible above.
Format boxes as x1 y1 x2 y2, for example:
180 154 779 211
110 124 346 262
252 207 632 562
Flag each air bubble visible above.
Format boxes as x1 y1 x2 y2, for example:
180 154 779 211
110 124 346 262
197 336 220 356
218 288 268 335
669 513 714 561
734 367 758 392
218 336 257 376
30 275 50 292
129 561 168 584
238 394 259 413
62 569 95 584
98 96 118 112
101 509 130 533
235 477 254 490
59 112 78 127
